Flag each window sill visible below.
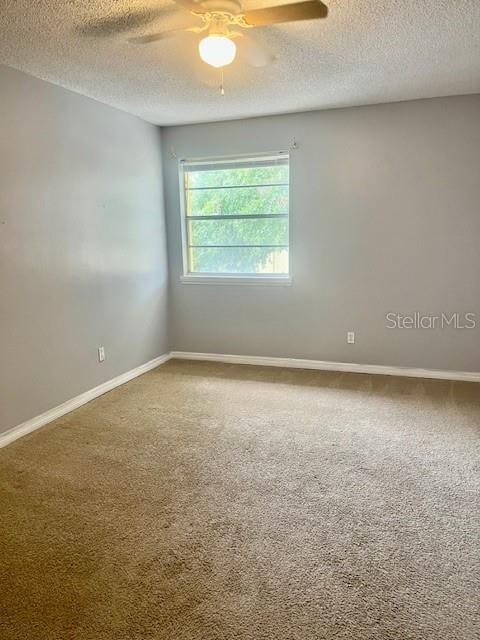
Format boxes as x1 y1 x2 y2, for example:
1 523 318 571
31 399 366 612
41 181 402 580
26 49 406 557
180 274 292 286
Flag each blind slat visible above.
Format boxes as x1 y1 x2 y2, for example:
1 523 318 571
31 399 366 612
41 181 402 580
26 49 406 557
183 156 289 173
189 245 289 249
186 214 288 221
186 182 289 191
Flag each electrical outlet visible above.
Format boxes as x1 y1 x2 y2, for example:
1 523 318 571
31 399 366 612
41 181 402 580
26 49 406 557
347 331 355 344
98 346 105 362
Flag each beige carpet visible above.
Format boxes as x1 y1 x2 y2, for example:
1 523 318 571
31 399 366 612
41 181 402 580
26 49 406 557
1 360 479 639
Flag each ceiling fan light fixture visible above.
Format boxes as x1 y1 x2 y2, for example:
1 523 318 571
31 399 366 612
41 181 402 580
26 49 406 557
199 34 237 68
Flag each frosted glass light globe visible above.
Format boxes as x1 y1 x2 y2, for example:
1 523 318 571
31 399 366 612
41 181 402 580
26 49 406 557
199 35 236 68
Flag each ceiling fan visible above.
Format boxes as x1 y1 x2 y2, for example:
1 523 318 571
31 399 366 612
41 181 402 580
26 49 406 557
128 0 328 70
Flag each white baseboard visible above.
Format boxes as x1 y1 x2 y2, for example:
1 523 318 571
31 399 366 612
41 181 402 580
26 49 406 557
170 351 480 383
2 350 478 449
0 353 171 449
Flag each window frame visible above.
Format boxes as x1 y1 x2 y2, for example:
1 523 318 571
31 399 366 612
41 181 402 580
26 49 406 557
178 152 292 285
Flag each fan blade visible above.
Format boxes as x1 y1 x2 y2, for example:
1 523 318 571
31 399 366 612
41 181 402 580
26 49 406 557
129 28 191 44
236 34 275 67
172 0 208 13
244 0 328 27
78 8 167 37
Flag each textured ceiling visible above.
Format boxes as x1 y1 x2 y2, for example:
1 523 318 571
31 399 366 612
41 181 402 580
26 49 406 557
0 0 479 125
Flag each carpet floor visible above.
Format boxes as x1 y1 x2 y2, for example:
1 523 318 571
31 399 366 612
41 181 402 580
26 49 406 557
1 359 479 639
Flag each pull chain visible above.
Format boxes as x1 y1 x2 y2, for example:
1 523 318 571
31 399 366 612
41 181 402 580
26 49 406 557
220 69 225 96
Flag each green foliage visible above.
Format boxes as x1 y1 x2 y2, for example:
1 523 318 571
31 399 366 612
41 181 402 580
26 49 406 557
186 164 289 274
188 185 288 216
188 165 288 189
189 218 288 247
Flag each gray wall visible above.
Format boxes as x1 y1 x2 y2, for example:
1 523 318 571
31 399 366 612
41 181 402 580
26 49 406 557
1 72 478 439
0 66 168 435
162 95 480 372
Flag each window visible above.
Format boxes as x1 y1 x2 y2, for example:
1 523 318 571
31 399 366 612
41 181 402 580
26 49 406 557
179 153 290 283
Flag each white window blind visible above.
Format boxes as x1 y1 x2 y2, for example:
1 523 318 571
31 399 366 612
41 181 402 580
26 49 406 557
179 153 290 280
